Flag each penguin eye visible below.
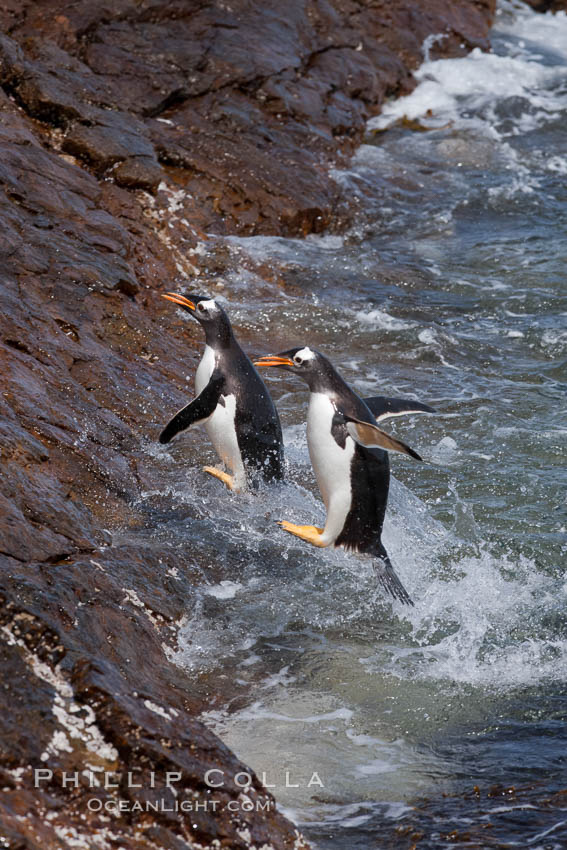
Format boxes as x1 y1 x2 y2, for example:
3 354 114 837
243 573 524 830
294 356 303 366
197 303 205 313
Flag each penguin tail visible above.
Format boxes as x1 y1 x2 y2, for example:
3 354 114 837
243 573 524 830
373 551 414 606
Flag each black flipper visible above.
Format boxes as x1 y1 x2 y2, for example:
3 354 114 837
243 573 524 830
344 415 422 461
363 396 436 423
374 547 414 606
159 373 224 444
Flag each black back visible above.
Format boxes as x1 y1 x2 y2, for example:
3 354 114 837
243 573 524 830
220 337 284 484
336 447 389 554
329 394 390 555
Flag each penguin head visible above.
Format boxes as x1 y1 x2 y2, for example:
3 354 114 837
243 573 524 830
254 346 325 388
162 292 232 345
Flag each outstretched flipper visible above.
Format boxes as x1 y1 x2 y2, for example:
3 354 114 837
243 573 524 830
363 396 436 423
343 414 423 461
159 373 224 444
374 548 414 606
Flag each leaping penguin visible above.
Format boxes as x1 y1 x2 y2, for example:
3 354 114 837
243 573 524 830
255 346 435 605
159 293 284 492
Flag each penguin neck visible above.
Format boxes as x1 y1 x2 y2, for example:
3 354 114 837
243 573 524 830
202 317 234 350
306 360 353 399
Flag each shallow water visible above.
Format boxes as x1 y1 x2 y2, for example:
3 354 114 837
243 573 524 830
143 1 567 846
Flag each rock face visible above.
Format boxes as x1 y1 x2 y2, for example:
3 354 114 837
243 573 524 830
0 0 496 236
522 0 567 10
0 2 498 848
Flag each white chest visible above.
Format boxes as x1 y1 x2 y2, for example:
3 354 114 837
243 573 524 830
306 393 354 540
195 344 215 395
194 345 246 487
206 393 245 485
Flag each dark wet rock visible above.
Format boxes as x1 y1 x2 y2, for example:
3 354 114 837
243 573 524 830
0 548 309 849
62 120 155 173
0 33 162 192
0 1 499 848
522 0 567 10
113 157 164 193
0 0 497 232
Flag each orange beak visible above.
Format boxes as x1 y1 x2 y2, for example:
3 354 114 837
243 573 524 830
254 355 295 368
161 292 196 311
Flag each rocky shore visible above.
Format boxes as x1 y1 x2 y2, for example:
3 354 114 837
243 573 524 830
0 2 499 848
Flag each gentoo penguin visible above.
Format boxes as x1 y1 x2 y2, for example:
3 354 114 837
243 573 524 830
159 293 284 492
255 347 435 604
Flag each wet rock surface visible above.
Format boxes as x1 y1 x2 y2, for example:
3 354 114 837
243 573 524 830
0 0 496 235
522 0 567 10
0 1 498 848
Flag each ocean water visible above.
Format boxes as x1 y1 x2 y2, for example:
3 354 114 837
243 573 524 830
144 1 567 846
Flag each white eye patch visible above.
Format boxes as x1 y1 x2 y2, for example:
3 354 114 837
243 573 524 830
198 299 217 312
295 346 315 362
